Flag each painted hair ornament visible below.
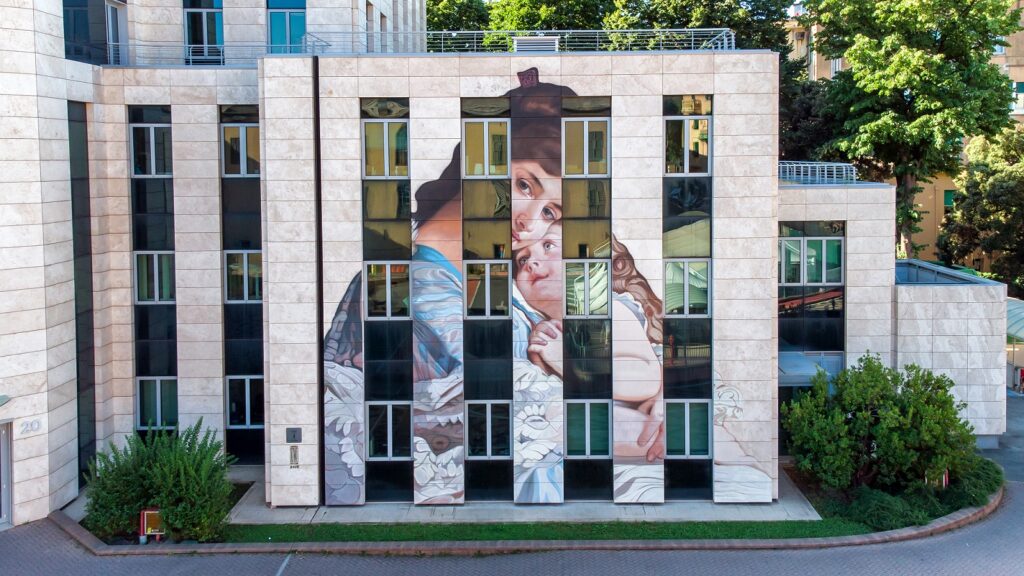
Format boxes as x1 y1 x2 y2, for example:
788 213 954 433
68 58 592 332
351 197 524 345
517 67 540 88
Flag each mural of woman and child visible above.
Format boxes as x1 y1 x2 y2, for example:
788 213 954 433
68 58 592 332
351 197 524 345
324 69 666 505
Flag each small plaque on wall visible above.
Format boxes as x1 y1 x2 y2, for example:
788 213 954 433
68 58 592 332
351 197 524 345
286 427 302 443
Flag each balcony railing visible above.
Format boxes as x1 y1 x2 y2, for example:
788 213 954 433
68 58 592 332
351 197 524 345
778 161 858 185
100 29 736 67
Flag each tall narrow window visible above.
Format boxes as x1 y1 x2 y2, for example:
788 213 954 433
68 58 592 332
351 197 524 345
137 378 178 430
131 124 173 177
777 237 844 286
135 252 175 303
463 120 510 177
665 400 711 458
366 402 412 459
664 96 712 175
365 262 411 318
361 98 409 178
222 124 260 176
465 402 512 459
665 259 710 317
183 0 224 64
565 400 611 458
563 118 609 177
226 376 265 429
267 0 306 54
225 251 262 302
465 262 510 317
565 260 610 318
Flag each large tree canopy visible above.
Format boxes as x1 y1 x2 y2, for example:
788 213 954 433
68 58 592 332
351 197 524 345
488 0 615 31
803 0 1020 256
939 126 1024 294
427 0 490 31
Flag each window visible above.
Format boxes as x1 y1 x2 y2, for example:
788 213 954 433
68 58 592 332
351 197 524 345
563 179 611 258
135 252 175 303
829 58 843 78
363 181 412 260
665 260 710 317
565 400 610 458
943 189 956 210
664 96 712 176
465 261 510 317
463 180 511 260
225 251 262 302
366 402 412 459
361 98 409 177
267 0 305 54
663 177 711 258
222 124 260 176
365 262 410 318
778 238 843 286
994 37 1007 55
466 402 511 459
563 118 609 177
183 0 223 63
1014 82 1024 112
226 376 264 429
137 378 178 429
130 124 173 177
665 400 711 458
565 260 610 317
463 119 509 177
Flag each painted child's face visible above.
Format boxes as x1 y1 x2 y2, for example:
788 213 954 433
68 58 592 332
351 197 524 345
515 223 563 321
511 160 561 251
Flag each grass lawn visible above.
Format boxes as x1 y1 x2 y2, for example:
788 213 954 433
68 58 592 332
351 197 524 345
222 518 871 543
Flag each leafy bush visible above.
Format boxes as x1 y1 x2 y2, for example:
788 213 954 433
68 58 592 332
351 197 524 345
781 355 976 492
83 434 153 540
843 486 931 531
84 420 235 543
940 455 1004 510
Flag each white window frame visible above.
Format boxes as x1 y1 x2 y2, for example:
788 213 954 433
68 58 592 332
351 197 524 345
136 377 177 430
664 115 712 176
464 400 512 460
664 399 712 460
464 260 511 318
221 123 259 177
564 399 612 460
225 375 264 430
829 58 843 78
664 258 712 318
183 7 223 49
778 237 845 286
363 261 412 320
561 117 611 178
224 250 262 303
365 401 413 461
134 251 175 304
461 119 510 179
361 119 409 179
267 8 305 51
564 259 611 318
994 36 1007 56
129 123 172 178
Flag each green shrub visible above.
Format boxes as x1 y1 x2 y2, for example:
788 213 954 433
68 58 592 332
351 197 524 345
149 422 235 542
84 420 235 543
940 455 1004 510
843 486 931 531
781 355 976 492
83 434 153 540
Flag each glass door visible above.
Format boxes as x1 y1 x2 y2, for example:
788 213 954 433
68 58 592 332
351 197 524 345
105 2 126 64
184 4 224 64
269 10 306 54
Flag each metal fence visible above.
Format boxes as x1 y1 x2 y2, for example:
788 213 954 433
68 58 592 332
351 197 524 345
778 161 858 184
103 29 736 67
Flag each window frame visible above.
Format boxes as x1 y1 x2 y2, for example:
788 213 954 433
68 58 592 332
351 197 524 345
463 260 511 318
224 375 265 430
182 7 223 48
664 399 712 460
363 261 412 320
364 401 413 461
266 7 306 53
564 399 612 460
221 123 260 177
561 117 611 178
133 251 176 304
664 258 712 318
128 123 172 178
663 115 713 177
464 400 513 461
361 118 410 179
461 118 510 179
224 250 263 303
778 237 845 287
136 377 177 430
564 259 611 319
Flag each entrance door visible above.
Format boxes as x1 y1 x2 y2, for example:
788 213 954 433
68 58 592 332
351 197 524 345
1 423 11 528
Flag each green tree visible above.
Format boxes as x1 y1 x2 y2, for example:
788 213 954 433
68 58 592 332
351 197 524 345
427 0 489 31
939 126 1024 294
488 0 615 31
780 78 842 160
802 0 1020 257
782 356 976 491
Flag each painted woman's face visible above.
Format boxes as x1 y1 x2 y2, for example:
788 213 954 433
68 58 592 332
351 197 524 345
511 160 562 251
515 223 563 321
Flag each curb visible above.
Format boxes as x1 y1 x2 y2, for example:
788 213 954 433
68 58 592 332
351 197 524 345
48 485 1004 557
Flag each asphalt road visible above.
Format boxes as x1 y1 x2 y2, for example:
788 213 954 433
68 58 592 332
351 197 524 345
2 394 1021 576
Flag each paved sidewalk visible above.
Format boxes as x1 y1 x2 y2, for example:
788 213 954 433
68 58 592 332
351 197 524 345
228 469 820 524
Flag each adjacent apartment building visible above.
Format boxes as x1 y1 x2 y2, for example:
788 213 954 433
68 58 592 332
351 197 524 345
0 0 1007 527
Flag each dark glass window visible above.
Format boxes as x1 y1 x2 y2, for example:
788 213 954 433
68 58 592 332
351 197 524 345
466 460 513 501
663 95 713 116
461 97 511 118
363 321 413 400
563 319 612 399
664 177 711 258
128 105 172 124
132 179 175 251
465 263 510 317
367 403 412 459
663 318 712 398
562 180 610 258
365 461 413 502
363 181 411 260
220 104 259 123
463 180 511 219
665 460 712 500
565 459 613 501
562 96 611 117
464 320 513 400
222 178 261 249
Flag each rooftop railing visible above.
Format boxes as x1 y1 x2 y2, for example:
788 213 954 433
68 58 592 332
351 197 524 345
778 161 858 185
101 29 737 67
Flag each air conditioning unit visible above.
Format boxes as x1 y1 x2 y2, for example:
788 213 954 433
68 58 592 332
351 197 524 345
513 36 559 53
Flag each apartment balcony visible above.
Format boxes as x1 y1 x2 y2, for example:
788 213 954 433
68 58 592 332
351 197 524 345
85 29 737 68
778 161 859 186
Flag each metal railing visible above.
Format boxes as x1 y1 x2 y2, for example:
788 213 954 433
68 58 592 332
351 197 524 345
778 161 858 185
102 29 736 67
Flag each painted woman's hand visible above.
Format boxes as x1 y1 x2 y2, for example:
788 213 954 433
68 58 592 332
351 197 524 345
527 320 563 378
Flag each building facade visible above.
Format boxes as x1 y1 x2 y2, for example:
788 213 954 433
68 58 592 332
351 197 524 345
0 0 1007 528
